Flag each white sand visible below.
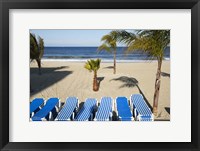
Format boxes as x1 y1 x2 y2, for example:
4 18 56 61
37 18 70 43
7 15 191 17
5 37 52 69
30 60 170 120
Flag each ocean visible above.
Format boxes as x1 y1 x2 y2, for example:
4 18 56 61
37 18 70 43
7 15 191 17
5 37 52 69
42 47 170 62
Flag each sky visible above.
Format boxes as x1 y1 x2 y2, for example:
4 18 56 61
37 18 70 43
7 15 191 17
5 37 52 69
30 29 134 47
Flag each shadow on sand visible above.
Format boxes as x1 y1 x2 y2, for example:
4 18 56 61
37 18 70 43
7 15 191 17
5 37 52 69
103 66 114 69
30 66 73 96
97 77 105 89
161 72 170 78
111 76 153 110
31 66 69 74
111 76 138 88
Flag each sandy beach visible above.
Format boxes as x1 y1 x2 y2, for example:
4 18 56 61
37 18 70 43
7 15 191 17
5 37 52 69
30 60 170 120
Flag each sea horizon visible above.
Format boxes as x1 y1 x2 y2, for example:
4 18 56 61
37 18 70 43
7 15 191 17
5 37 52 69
41 58 170 63
42 46 170 62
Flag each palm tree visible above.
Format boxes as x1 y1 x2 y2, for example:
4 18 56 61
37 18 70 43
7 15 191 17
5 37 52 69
84 59 101 91
98 32 118 74
115 30 170 116
30 33 44 74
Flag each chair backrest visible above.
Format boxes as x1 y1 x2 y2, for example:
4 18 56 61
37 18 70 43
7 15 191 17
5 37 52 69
56 97 78 121
32 98 59 121
131 94 152 116
116 97 132 121
116 97 130 110
75 98 97 121
95 97 113 121
30 98 44 115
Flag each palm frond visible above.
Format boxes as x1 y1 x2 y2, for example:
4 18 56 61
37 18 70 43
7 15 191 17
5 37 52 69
84 61 92 72
126 30 170 60
111 30 136 45
30 33 39 59
99 32 117 52
101 35 112 43
98 43 112 53
94 58 101 71
38 36 44 59
84 59 101 72
30 33 45 60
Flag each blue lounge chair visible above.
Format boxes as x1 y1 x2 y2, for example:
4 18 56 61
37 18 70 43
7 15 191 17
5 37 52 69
130 94 154 121
31 98 61 121
74 98 97 121
30 98 44 118
94 97 113 121
116 97 133 121
55 97 78 121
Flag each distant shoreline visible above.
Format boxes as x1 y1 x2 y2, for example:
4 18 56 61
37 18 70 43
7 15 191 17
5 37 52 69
41 58 170 63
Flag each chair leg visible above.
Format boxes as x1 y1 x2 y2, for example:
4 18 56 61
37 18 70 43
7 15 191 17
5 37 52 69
109 112 113 121
49 112 53 121
134 109 138 121
31 112 34 118
71 112 75 121
90 113 93 121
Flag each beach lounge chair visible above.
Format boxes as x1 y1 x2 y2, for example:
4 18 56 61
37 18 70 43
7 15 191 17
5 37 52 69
30 98 44 118
116 97 133 121
94 97 113 121
130 94 154 121
74 98 97 121
31 98 61 121
55 97 78 121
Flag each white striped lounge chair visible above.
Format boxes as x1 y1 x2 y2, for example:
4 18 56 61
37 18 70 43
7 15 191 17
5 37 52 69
74 98 97 121
94 97 113 121
55 97 78 121
130 94 154 121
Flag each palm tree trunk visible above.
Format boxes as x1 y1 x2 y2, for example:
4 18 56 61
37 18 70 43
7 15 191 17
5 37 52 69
153 58 162 116
36 59 41 75
93 71 98 91
113 50 116 74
